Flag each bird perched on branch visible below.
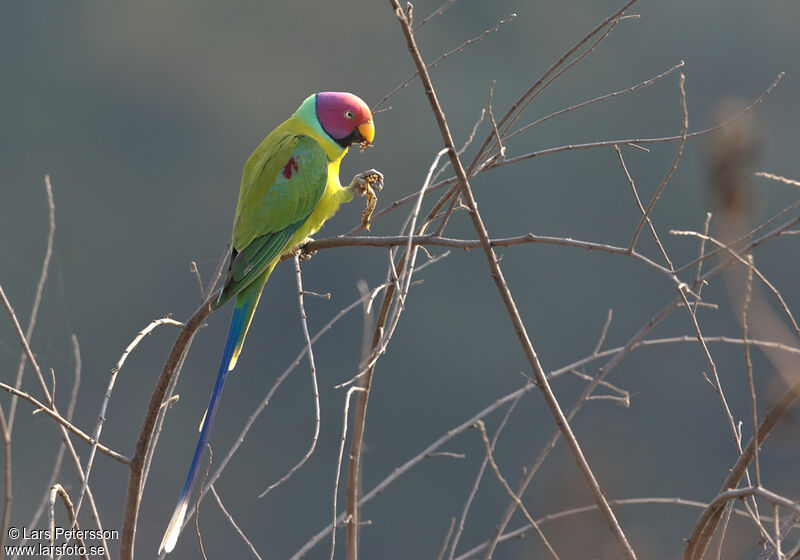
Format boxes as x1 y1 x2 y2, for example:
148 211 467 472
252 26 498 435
159 91 382 554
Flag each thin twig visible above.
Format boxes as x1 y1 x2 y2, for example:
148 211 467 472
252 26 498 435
48 485 89 560
505 61 685 143
304 233 672 277
121 293 215 560
477 208 800 554
291 329 800 559
474 421 560 560
373 14 517 111
437 518 456 560
742 255 760 487
344 146 451 559
0 175 56 558
758 511 800 560
0 382 129 464
593 309 614 355
257 255 322 497
14 336 81 559
499 15 638 144
676 199 800 276
620 100 769 545
692 213 713 311
331 387 365 560
487 81 505 160
684 376 800 560
756 171 800 188
73 318 183 520
0 409 10 559
358 71 782 232
775 504 783 560
210 485 262 560
671 229 800 342
141 337 195 495
190 261 204 300
177 266 454 544
453 497 778 560
629 73 688 250
8 175 56 435
413 0 459 32
206 242 231 300
141 245 230 497
492 73 783 172
690 486 800 547
388 4 638 558
472 0 639 168
448 396 521 560
195 446 212 560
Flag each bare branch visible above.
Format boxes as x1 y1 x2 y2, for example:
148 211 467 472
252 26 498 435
48 485 88 560
684 376 800 560
756 171 800 188
629 73 688 250
74 317 184 521
448 396 521 560
8 175 56 435
474 420 560 560
494 72 782 171
190 261 204 301
497 14 639 144
593 309 614 355
505 61 685 143
453 497 778 560
121 294 216 559
373 13 517 111
0 408 10 558
332 386 365 560
472 0 639 167
195 446 212 560
175 269 449 547
413 0 459 32
437 518 456 560
742 255 760 487
291 329 800 559
388 5 638 557
357 72 783 233
210 485 262 560
671 229 800 342
0 381 129 465
257 255 322 497
13 336 81 557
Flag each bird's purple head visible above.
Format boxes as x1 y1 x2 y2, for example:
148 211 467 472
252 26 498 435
315 92 375 149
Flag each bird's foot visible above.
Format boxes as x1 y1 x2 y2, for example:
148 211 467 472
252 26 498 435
297 237 317 261
349 169 384 195
348 169 384 230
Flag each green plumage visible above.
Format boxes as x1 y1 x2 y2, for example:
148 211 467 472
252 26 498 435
215 135 329 309
160 92 375 555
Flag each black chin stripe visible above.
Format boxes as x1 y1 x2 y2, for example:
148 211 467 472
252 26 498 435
334 128 364 149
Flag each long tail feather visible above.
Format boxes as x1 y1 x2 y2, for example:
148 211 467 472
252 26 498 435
159 274 266 554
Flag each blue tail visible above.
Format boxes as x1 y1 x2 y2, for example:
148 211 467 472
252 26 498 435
159 276 264 554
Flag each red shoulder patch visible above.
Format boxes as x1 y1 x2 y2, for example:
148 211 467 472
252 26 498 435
282 157 299 179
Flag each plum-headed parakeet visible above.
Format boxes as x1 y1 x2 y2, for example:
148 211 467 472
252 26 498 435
159 91 382 554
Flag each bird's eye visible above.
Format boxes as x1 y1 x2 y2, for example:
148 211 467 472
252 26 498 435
344 110 355 120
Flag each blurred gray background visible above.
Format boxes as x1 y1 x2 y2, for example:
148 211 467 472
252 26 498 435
2 1 800 558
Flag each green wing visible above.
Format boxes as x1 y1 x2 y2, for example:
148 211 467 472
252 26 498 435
215 133 328 309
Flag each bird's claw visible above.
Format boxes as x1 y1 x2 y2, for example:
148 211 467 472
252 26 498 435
350 169 384 195
297 237 317 261
350 169 384 230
